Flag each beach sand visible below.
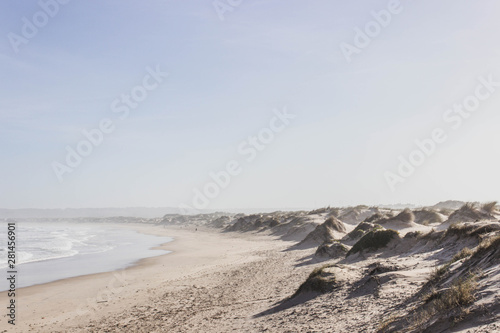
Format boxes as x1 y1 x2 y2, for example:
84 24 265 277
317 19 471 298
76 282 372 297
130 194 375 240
2 218 499 332
0 225 289 332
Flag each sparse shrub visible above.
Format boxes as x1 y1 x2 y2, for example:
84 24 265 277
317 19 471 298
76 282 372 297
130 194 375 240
368 262 398 275
482 201 498 214
472 235 500 259
422 286 441 304
365 213 384 223
324 216 347 233
404 231 422 239
413 274 478 330
414 209 444 225
464 202 477 210
347 229 399 256
374 209 415 225
268 218 280 228
447 202 493 224
445 223 470 238
377 314 396 332
451 247 474 263
327 208 341 218
419 229 441 240
292 264 338 297
435 274 478 309
298 216 346 246
468 224 500 237
346 222 376 240
315 241 348 258
428 263 451 282
444 223 500 239
397 208 415 223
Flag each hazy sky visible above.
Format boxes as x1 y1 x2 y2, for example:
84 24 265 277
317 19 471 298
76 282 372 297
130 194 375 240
2 0 500 210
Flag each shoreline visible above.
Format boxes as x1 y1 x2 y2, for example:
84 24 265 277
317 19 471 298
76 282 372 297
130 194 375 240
2 228 173 293
0 224 283 332
2 209 498 332
0 222 174 292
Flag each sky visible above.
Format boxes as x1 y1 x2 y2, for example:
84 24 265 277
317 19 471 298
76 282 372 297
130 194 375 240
1 0 500 210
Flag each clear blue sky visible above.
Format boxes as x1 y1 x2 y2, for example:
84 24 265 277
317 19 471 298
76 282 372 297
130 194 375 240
1 0 500 209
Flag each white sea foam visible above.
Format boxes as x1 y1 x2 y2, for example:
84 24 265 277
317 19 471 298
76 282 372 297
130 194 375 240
0 221 172 289
0 223 116 269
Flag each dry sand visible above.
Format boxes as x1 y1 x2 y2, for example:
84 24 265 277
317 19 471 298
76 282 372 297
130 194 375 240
0 225 284 332
1 220 499 332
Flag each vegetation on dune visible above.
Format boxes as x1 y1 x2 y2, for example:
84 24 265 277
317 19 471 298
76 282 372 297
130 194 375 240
418 229 441 241
268 218 280 228
406 235 499 331
404 230 423 239
324 216 347 233
444 223 472 238
307 207 331 215
315 241 348 258
482 201 498 214
327 208 341 218
451 247 474 263
347 228 399 256
292 264 338 297
364 213 384 223
444 223 500 239
428 246 476 284
337 205 373 223
395 208 415 223
471 234 500 260
412 274 478 330
346 222 377 240
413 209 444 225
298 216 347 246
441 274 478 307
428 263 452 283
447 202 494 223
373 208 415 226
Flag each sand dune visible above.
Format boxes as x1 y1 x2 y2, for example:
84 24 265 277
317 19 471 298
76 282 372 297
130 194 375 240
4 203 500 332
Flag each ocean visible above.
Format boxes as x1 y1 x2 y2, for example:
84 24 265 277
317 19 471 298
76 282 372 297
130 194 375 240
0 221 172 290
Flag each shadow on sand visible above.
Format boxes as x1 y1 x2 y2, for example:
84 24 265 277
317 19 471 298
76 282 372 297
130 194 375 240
253 292 320 318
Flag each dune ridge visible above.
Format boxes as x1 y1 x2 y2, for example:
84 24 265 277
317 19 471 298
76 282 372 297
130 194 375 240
6 201 500 332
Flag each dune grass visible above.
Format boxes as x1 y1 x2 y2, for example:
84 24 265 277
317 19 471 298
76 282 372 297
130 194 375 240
451 247 474 263
428 263 451 283
346 222 377 240
413 273 478 330
472 235 500 259
347 229 399 256
292 264 338 297
482 201 498 214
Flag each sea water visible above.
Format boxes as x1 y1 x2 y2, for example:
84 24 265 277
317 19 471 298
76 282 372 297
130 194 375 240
0 221 172 290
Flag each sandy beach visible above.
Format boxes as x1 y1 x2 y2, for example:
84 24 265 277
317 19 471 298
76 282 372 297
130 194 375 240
0 225 288 332
2 204 499 332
